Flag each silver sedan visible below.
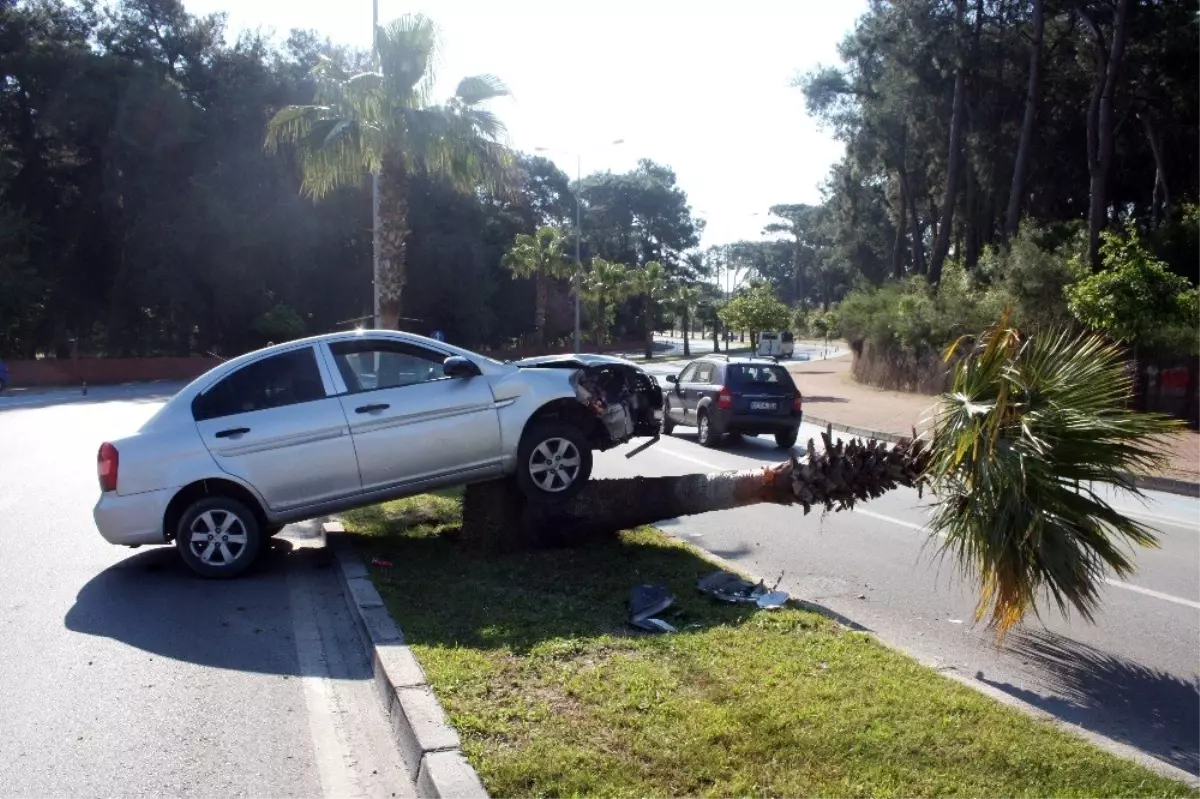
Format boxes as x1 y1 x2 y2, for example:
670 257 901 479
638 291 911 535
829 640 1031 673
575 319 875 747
93 331 662 577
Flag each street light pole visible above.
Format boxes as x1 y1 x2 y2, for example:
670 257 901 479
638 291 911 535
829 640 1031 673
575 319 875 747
534 139 623 355
573 153 582 354
371 0 381 329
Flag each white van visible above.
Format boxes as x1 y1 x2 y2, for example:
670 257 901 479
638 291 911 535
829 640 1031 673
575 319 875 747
756 330 795 359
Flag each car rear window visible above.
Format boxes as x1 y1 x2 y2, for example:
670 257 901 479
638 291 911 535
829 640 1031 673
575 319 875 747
729 364 792 386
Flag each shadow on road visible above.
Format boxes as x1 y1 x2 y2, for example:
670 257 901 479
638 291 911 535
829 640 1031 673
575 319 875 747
979 629 1200 776
802 395 850 404
63 537 358 679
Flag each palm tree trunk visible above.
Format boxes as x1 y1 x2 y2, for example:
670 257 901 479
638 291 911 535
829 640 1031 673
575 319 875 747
461 432 929 550
644 297 653 359
1004 0 1043 240
378 153 410 330
682 304 691 357
534 272 548 353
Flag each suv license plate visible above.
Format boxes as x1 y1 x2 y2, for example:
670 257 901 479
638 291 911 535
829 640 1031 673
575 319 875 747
750 401 777 411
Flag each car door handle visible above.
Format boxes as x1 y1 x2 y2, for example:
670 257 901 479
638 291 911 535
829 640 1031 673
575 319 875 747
214 427 250 438
354 403 390 414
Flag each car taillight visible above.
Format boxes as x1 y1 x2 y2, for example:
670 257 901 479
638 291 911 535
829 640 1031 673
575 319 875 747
98 443 119 492
793 390 803 413
717 387 733 410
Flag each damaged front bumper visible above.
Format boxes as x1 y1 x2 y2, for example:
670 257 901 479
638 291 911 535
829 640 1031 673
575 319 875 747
570 363 663 448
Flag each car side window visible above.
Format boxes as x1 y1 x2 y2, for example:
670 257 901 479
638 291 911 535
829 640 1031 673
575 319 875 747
329 339 448 394
193 348 326 421
676 364 699 384
694 364 716 384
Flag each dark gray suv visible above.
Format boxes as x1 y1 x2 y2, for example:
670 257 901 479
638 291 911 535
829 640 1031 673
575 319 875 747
661 355 803 448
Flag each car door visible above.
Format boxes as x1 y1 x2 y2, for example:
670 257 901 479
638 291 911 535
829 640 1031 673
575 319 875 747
193 345 362 511
323 337 503 494
667 363 699 423
686 362 718 418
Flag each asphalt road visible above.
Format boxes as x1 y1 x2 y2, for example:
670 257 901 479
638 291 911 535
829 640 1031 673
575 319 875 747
602 358 1200 777
0 391 414 798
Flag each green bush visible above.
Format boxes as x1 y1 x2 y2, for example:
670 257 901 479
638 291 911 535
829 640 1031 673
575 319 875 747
838 227 1086 360
1067 224 1199 355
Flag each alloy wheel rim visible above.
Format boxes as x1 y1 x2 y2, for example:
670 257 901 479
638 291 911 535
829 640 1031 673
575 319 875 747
188 509 249 565
529 437 582 492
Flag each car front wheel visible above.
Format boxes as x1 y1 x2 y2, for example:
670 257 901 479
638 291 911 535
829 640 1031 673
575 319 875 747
176 496 263 578
516 421 594 503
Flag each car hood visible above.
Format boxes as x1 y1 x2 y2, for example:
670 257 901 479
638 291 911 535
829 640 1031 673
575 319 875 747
514 353 645 370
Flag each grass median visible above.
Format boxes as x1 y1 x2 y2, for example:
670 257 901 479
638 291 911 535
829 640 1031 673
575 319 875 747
345 492 1196 799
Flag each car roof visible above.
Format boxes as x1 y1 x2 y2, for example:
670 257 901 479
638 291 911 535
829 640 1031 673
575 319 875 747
139 330 500 430
694 355 782 366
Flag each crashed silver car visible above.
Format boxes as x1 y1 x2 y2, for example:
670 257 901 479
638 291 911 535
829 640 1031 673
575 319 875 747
92 331 662 577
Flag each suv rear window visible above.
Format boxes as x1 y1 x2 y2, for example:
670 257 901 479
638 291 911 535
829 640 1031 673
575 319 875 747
728 364 792 386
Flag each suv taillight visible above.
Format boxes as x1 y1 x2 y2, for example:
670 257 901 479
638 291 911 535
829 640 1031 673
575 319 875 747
793 390 803 413
98 443 119 492
717 387 733 410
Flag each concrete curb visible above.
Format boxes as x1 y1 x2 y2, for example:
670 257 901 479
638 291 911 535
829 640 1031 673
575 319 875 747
664 533 1200 788
325 524 489 799
804 412 1200 499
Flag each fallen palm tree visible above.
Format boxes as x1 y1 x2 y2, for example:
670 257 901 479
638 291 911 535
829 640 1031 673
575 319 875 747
462 318 1180 635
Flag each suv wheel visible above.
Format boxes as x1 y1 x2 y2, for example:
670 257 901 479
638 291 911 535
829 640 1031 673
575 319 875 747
696 410 721 448
516 421 594 503
775 428 799 449
661 401 676 435
176 496 263 578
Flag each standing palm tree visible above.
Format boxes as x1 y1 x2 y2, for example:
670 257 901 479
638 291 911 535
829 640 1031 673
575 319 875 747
582 258 630 348
464 318 1181 636
502 226 572 353
264 15 511 330
629 261 670 359
672 282 700 357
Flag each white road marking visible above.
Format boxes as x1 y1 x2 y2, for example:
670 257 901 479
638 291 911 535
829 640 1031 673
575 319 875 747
1117 509 1199 531
1103 579 1200 610
652 442 1200 611
288 569 362 799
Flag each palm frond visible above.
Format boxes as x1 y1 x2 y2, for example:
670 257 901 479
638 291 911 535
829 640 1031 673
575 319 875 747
263 104 335 153
926 319 1181 636
376 14 438 107
454 74 510 106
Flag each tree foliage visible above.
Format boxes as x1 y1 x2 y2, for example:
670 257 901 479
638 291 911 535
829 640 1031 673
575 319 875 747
718 284 791 346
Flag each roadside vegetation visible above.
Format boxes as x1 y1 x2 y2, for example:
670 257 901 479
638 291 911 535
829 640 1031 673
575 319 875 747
346 496 1195 799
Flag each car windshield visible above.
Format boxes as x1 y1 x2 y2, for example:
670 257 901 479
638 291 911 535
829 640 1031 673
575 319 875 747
729 364 791 386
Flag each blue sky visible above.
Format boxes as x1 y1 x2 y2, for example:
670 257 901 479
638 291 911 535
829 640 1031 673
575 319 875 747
184 0 866 246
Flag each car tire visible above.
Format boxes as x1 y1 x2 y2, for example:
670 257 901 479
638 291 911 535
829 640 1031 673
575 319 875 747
697 410 721 448
175 496 263 578
775 428 799 449
661 401 677 435
516 420 594 504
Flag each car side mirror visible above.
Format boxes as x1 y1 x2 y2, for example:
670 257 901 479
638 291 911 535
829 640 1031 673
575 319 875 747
665 375 678 384
443 356 481 379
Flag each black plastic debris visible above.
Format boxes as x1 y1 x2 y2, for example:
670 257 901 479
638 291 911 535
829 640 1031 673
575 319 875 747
697 570 789 609
628 584 677 633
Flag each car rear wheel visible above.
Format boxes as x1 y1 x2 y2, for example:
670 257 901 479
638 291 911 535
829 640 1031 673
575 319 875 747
516 421 594 503
775 428 799 449
176 496 263 578
696 410 721 448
